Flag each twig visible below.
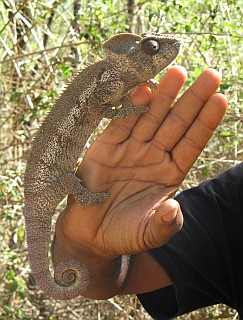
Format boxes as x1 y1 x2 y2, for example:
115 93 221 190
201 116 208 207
108 298 134 320
0 41 90 64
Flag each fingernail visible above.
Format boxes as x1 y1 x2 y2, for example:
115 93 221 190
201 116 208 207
162 208 177 223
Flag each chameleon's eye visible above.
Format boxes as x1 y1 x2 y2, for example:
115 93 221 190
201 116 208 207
141 39 160 55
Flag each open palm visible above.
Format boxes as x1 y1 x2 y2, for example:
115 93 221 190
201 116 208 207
56 66 227 260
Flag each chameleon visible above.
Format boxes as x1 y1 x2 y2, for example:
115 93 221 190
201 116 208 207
24 32 182 300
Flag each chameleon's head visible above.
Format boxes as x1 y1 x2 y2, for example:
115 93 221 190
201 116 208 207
103 32 182 81
138 33 182 76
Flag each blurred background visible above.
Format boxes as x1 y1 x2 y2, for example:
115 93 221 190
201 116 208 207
0 0 242 319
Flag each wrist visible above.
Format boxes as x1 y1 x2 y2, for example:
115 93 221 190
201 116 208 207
52 219 131 299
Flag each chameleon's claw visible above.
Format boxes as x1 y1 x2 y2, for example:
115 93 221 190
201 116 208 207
146 79 159 92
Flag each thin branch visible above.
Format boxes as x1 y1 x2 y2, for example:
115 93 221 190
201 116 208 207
0 40 90 64
0 0 30 35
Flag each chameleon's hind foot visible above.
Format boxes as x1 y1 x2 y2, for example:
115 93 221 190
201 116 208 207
73 183 109 207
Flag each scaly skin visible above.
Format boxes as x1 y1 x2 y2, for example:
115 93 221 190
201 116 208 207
24 32 182 300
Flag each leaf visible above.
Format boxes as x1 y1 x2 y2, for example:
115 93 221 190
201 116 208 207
9 277 18 292
18 226 25 243
220 131 232 137
202 168 209 176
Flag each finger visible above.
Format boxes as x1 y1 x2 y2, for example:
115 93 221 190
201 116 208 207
154 69 222 151
130 66 187 141
98 85 152 145
145 199 183 249
172 93 228 173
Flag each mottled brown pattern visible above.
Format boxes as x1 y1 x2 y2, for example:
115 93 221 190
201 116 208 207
24 32 182 300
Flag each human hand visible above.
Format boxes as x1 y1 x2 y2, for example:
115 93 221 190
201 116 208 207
55 66 227 264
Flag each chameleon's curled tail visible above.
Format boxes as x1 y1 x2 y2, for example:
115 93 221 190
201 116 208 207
25 213 89 300
54 259 89 299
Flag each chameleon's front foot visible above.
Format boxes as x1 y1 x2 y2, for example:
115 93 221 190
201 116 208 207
102 94 149 120
113 104 149 120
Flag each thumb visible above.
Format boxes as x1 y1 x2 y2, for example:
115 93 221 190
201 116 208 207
147 199 183 249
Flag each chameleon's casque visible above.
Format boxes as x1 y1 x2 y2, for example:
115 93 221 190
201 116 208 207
24 33 182 300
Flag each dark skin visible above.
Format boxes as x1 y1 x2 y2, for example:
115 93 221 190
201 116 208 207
53 66 228 299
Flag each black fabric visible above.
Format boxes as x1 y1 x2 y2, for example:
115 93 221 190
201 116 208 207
138 163 243 319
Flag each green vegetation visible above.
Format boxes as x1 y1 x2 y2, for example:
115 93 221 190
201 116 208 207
0 0 242 319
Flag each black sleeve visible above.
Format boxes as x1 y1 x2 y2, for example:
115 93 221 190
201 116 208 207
137 163 243 320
